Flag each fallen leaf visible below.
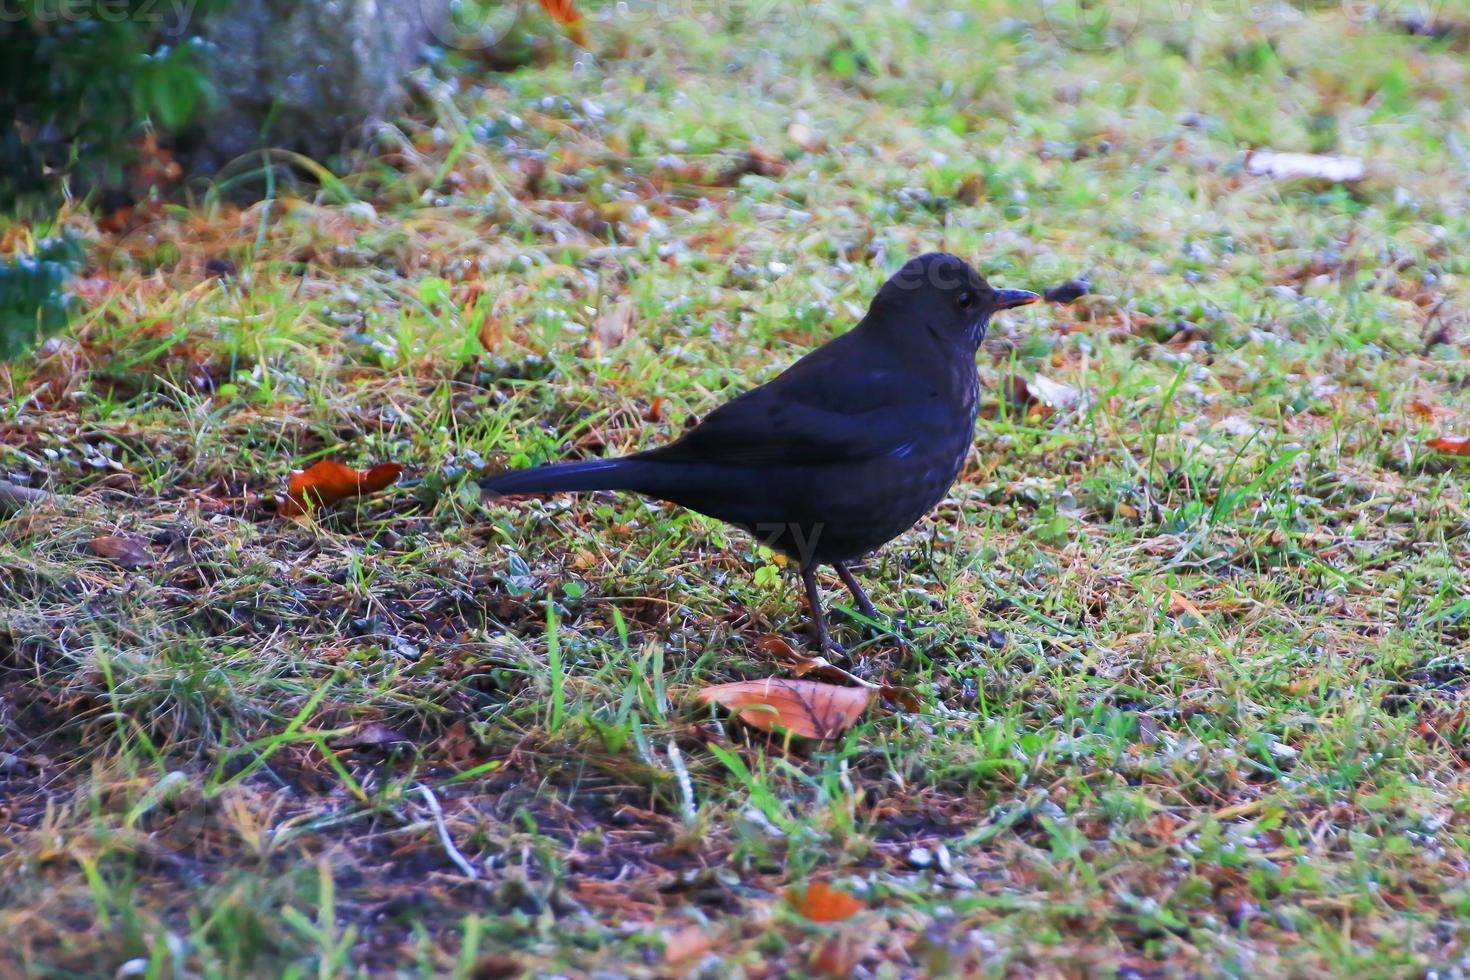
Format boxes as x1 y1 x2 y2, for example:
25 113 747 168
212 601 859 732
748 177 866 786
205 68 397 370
0 480 54 513
787 881 864 922
477 307 501 352
954 173 985 204
1167 591 1204 621
813 934 863 977
594 298 634 349
437 722 478 766
1428 436 1470 455
281 460 404 517
1029 374 1081 411
1246 149 1364 183
754 634 834 679
1005 374 1081 418
536 0 586 44
470 954 521 979
787 122 823 153
663 924 714 965
717 146 789 185
330 722 412 749
879 685 922 712
1408 401 1454 422
697 678 872 739
88 535 153 569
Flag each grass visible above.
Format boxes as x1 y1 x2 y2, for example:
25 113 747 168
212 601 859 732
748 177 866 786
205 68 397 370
3 0 1470 974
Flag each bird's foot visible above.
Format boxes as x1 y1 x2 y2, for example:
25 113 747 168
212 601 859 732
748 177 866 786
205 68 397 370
885 615 933 640
805 633 852 667
842 607 930 644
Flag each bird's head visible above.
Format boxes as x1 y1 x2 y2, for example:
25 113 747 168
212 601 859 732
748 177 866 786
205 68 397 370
866 252 1038 350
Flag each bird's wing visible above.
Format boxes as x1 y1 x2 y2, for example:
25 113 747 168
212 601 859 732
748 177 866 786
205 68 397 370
640 365 921 467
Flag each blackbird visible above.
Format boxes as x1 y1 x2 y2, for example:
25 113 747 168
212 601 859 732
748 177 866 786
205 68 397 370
480 252 1039 653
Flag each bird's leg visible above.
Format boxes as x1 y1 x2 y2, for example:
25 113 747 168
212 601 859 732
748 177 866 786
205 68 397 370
833 562 882 621
800 566 846 661
833 561 926 640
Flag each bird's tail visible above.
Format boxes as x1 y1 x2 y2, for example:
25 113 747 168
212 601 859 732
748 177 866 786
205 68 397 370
480 457 666 497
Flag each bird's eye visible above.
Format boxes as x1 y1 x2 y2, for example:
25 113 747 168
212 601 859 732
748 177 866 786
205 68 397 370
957 291 974 309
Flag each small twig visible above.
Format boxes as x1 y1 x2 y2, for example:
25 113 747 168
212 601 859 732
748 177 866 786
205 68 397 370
416 785 478 880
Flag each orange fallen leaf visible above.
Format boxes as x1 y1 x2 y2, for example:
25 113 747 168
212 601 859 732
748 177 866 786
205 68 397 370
787 881 864 922
697 678 872 740
1427 436 1470 455
537 0 586 44
280 460 403 517
1408 401 1453 422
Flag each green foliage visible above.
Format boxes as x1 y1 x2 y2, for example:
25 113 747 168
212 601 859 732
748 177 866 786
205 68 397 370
0 232 83 360
0 2 222 212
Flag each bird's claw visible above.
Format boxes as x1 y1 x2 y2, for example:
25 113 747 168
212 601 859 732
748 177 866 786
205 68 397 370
885 615 932 639
804 633 851 666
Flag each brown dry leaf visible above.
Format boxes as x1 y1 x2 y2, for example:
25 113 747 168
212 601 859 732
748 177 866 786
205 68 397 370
280 460 404 517
955 173 985 204
330 722 412 750
594 298 635 349
88 535 153 569
470 954 522 979
879 685 922 712
752 635 899 691
746 145 788 177
1245 149 1364 183
663 924 714 965
813 934 863 977
697 678 872 739
754 634 829 678
477 307 502 352
1167 591 1204 621
1428 436 1470 455
714 146 790 185
787 881 864 922
437 722 477 766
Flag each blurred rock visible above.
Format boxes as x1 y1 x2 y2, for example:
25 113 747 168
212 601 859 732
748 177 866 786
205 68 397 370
189 0 453 172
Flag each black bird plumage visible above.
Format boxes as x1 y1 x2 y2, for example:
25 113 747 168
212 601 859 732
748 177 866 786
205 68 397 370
480 252 1039 652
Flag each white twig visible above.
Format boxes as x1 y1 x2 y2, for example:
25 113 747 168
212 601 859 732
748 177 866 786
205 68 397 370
668 741 697 826
417 785 478 880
